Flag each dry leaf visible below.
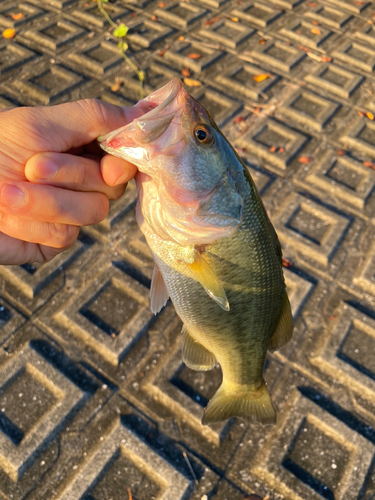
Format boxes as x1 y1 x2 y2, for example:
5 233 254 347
130 12 137 17
183 77 202 86
357 110 366 117
181 67 191 77
10 13 24 20
363 161 375 169
367 112 374 120
111 78 122 92
259 39 266 44
299 156 313 164
3 28 16 38
282 257 293 269
253 73 271 82
232 17 239 22
187 53 201 59
234 116 245 123
311 27 321 35
269 146 277 153
204 16 220 26
158 46 169 56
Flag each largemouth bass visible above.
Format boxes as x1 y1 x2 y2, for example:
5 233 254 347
99 78 293 425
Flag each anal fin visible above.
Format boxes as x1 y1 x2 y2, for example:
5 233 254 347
268 291 293 352
185 251 229 311
150 263 169 314
182 326 216 371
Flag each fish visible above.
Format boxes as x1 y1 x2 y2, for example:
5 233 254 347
98 78 293 425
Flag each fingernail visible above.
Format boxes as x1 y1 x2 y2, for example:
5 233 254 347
1 185 26 207
35 158 58 180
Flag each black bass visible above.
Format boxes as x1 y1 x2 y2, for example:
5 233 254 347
99 78 293 425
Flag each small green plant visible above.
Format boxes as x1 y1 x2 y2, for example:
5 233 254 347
97 0 144 98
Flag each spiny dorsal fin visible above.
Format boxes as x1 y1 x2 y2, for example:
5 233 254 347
185 251 230 311
182 325 216 371
268 291 293 351
150 263 169 314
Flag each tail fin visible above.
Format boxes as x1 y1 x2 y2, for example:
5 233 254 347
202 382 276 426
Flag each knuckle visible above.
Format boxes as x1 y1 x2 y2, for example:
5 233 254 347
91 195 109 224
47 223 79 248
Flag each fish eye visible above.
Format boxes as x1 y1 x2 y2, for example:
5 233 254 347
194 125 213 145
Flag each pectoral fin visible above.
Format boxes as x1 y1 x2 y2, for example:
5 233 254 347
268 291 293 351
185 251 229 311
150 264 169 314
182 326 216 371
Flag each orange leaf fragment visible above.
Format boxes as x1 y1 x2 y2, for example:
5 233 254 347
299 156 313 164
357 110 366 117
151 14 157 21
127 488 133 500
234 116 245 124
311 27 321 34
363 161 375 170
269 146 277 153
187 53 201 59
259 39 266 44
158 46 169 56
253 73 271 82
306 1 317 5
204 16 220 26
367 112 374 120
279 147 285 153
181 67 191 77
178 35 184 41
183 77 202 86
3 28 16 38
11 13 24 20
282 257 293 268
311 20 319 25
232 17 239 22
111 79 122 92
336 149 346 156
158 2 166 6
321 56 332 62
298 46 310 53
355 0 366 4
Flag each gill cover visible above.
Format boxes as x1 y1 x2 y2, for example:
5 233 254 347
99 78 244 247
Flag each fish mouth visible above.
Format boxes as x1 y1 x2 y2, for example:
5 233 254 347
98 78 186 149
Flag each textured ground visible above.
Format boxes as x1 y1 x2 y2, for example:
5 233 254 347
1 0 375 499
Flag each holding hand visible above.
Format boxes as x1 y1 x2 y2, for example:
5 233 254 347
0 99 138 265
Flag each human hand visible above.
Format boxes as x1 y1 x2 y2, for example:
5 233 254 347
0 99 140 265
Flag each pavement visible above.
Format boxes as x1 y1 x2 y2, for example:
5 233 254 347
1 0 375 499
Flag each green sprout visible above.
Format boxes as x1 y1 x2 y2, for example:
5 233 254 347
97 0 144 98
